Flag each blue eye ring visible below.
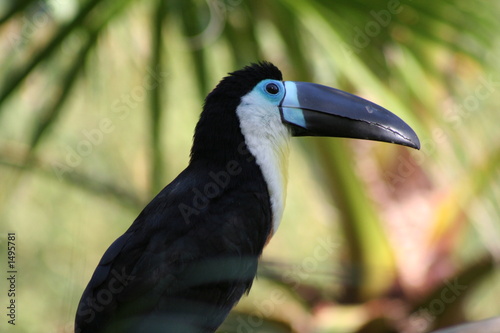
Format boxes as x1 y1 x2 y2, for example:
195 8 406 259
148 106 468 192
265 82 280 95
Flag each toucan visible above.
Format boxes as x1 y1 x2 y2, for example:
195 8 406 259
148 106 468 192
75 62 419 333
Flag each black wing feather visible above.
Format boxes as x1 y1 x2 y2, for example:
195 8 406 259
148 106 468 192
75 161 272 333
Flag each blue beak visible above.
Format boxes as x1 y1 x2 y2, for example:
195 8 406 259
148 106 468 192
279 81 420 149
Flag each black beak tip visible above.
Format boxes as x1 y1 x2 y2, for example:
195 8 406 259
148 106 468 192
397 128 420 150
410 138 421 150
403 139 420 150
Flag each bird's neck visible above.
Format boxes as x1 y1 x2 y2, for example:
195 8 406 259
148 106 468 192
190 101 291 236
237 108 291 235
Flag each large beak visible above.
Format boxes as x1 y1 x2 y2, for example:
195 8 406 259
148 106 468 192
279 81 420 149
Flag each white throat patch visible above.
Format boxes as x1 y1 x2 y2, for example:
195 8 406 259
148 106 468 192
236 91 291 234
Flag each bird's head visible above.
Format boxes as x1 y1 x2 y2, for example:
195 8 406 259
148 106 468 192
192 62 419 164
241 64 420 148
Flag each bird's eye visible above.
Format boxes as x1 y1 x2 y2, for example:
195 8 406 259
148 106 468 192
265 83 280 95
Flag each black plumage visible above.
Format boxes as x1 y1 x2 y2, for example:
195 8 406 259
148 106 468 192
75 62 282 333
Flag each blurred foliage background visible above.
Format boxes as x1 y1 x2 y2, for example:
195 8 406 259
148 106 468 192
1 0 500 332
